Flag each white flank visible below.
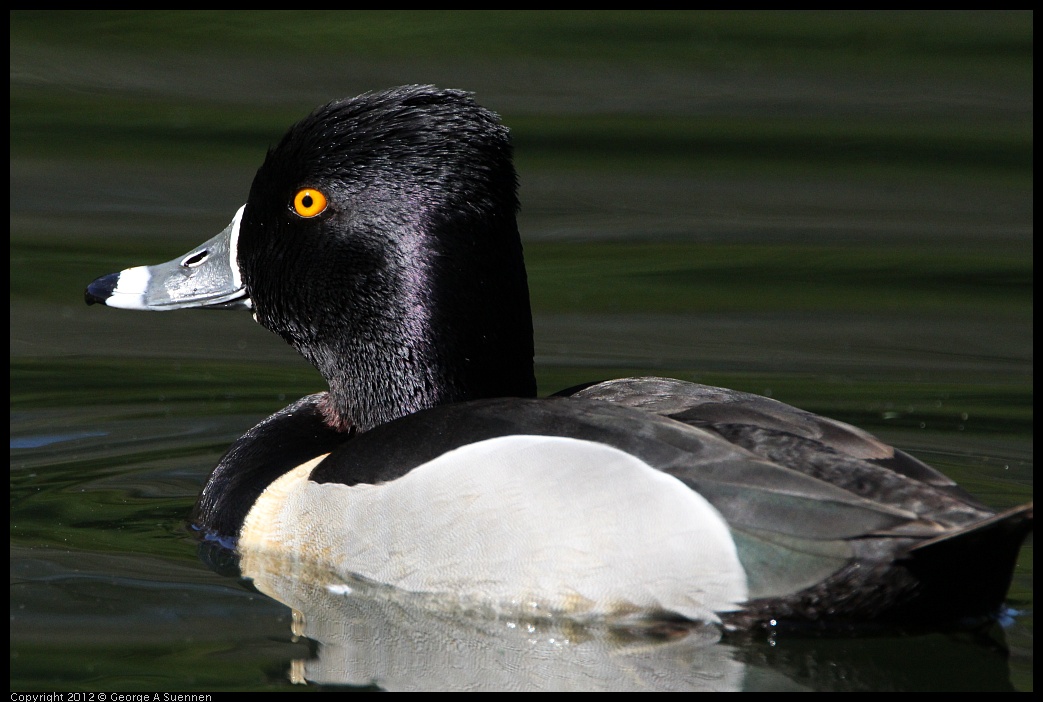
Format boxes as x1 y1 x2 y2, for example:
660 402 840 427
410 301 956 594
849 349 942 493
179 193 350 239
240 435 748 622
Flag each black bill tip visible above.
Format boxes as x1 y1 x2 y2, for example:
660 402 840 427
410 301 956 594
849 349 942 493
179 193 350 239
85 272 119 306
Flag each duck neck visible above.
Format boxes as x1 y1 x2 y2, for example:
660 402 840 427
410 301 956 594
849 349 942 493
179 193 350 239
304 217 537 433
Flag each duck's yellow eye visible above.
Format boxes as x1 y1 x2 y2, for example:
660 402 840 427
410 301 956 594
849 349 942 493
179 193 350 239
293 188 328 218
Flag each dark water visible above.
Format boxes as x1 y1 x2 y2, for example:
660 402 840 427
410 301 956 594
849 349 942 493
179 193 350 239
10 11 1032 691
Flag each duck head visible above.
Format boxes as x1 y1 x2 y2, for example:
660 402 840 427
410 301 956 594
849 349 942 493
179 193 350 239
86 85 537 432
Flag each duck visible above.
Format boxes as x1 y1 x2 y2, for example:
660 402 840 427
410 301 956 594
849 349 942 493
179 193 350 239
85 84 1032 632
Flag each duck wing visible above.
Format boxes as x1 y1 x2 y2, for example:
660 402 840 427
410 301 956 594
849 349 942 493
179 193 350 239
562 377 991 522
562 377 1033 627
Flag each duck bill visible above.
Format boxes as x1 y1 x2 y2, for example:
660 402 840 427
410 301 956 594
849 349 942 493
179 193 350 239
85 206 252 311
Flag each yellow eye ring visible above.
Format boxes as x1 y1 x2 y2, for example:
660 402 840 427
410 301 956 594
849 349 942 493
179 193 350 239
292 188 328 218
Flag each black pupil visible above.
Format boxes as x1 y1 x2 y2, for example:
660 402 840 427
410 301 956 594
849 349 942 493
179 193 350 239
301 194 314 208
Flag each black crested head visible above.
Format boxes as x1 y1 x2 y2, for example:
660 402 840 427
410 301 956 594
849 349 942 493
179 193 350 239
237 85 536 432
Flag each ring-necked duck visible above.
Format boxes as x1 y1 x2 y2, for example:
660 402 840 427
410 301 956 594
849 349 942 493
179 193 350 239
86 85 1031 631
